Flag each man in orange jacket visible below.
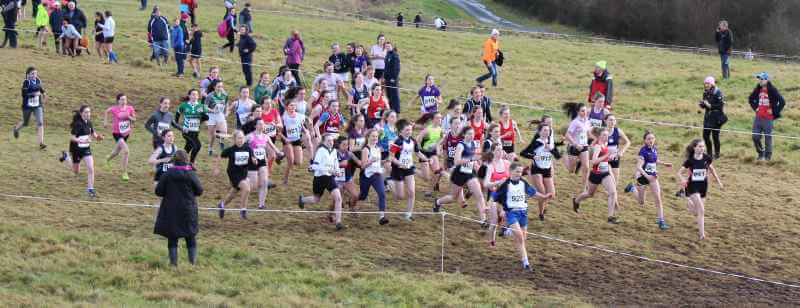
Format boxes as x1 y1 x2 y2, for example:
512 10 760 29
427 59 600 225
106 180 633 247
476 29 500 87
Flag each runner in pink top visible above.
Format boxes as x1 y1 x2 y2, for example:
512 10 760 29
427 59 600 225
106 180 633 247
562 102 592 189
104 93 137 181
247 119 282 210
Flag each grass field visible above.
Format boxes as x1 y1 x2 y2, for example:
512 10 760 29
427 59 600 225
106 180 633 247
2 0 800 306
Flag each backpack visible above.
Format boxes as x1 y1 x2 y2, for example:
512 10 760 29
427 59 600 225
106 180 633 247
217 17 229 38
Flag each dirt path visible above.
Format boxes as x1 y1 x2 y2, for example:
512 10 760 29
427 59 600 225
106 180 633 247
444 0 545 32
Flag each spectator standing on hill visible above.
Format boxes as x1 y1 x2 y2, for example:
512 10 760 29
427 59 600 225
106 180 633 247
384 41 401 113
699 76 726 160
413 13 421 28
148 6 170 66
476 29 500 87
238 2 251 33
748 72 785 161
1 0 19 48
396 12 403 27
434 16 444 30
238 26 256 86
171 17 186 78
48 1 63 52
188 23 203 78
369 34 387 80
715 20 733 80
283 30 304 85
154 150 203 267
588 61 613 109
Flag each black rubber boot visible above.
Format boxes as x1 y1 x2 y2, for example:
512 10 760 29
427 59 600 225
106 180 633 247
188 246 197 265
168 247 178 266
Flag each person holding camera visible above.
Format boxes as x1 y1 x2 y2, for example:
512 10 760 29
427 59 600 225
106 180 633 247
748 72 785 161
715 20 733 80
699 76 726 160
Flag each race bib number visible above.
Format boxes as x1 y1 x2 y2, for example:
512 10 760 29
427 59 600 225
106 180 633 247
608 145 619 158
502 139 513 147
590 118 603 128
77 135 90 148
578 132 588 146
447 147 456 158
644 163 657 174
355 137 365 149
234 151 250 166
253 148 266 160
422 96 437 110
335 167 346 182
598 162 610 173
510 195 525 203
186 118 200 132
161 163 173 172
692 169 707 181
215 103 226 114
399 151 413 169
238 112 250 125
287 127 301 140
157 122 170 134
535 153 552 169
118 120 131 134
459 164 473 174
265 123 276 137
28 95 40 107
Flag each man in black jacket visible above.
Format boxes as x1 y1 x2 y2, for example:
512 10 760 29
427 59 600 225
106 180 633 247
1 0 18 48
714 20 733 80
238 26 257 86
63 1 86 54
748 72 785 161
384 42 401 113
48 1 63 53
148 6 170 65
413 13 421 28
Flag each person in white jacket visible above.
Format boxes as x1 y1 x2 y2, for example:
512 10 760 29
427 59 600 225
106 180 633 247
99 10 117 63
298 133 345 230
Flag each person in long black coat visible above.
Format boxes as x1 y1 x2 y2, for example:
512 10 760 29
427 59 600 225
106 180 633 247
154 149 203 266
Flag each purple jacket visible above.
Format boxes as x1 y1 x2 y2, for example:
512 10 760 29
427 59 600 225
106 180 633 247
284 37 305 65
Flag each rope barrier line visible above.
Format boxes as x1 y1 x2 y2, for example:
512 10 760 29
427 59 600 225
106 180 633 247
0 193 440 215
444 213 800 289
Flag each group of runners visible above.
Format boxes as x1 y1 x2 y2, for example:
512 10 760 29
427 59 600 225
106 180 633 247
13 3 766 272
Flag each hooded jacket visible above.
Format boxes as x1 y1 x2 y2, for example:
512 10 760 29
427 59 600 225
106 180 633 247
588 70 613 107
154 163 203 238
748 82 786 119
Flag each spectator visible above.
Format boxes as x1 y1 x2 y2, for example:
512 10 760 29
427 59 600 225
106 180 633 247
588 61 613 109
715 20 733 80
188 23 202 78
476 29 500 87
219 8 236 54
100 10 117 63
748 72 785 161
48 1 63 53
63 1 86 34
413 12 421 28
699 76 726 160
139 0 146 10
384 42 401 113
329 43 350 83
434 16 443 30
59 18 81 56
34 1 48 48
238 2 251 33
369 34 387 80
147 6 170 65
1 0 18 48
238 26 256 86
180 0 197 24
171 17 186 78
396 12 403 27
92 12 105 58
283 30 305 85
153 150 203 267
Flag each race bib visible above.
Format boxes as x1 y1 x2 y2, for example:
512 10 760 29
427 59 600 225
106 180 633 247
399 151 413 169
447 147 456 158
157 122 170 134
510 195 525 203
535 153 552 169
578 132 588 146
589 118 603 127
118 120 131 134
422 96 437 109
215 103 226 114
253 148 266 160
234 151 250 166
373 110 383 119
644 163 657 174
28 95 40 107
287 127 301 140
77 135 90 148
502 139 513 147
355 137 365 148
459 164 473 174
334 167 346 182
186 118 200 132
608 145 619 158
265 123 276 137
692 169 707 181
161 163 173 172
366 161 382 176
238 112 250 125
598 161 610 173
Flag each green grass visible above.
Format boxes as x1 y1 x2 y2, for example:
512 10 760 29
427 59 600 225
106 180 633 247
2 0 800 306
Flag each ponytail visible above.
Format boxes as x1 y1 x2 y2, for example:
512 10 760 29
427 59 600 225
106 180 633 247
562 102 584 120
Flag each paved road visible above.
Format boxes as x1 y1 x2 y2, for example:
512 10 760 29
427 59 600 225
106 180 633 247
445 0 546 32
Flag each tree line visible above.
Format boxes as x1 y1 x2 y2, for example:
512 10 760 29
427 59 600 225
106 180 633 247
494 0 800 55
